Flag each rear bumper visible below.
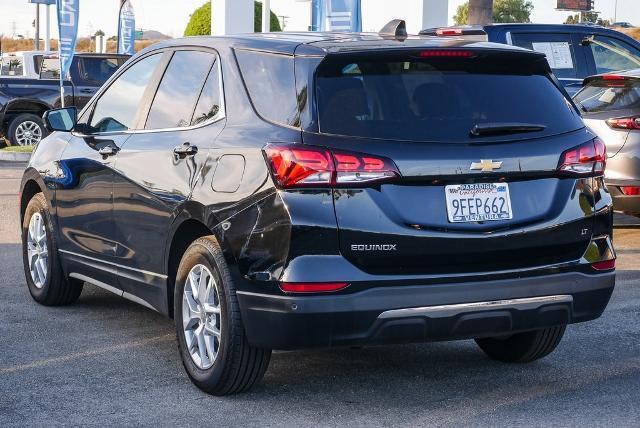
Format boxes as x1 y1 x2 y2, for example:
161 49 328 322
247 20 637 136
608 179 640 215
238 271 615 350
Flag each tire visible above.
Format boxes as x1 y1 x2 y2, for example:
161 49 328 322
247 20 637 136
21 192 83 305
475 325 566 363
7 113 48 146
175 236 271 395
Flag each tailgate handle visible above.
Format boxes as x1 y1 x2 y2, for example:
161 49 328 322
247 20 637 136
173 142 198 157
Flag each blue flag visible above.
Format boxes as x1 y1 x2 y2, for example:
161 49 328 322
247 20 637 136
118 0 136 56
56 0 79 79
312 0 362 32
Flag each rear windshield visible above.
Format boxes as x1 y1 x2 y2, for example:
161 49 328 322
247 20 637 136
574 80 640 113
315 53 584 142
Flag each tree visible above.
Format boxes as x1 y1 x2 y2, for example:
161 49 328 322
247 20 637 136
95 30 105 37
454 0 533 25
184 1 282 37
564 12 609 27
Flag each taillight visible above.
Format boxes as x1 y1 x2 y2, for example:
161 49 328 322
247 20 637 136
280 282 349 293
621 186 640 196
591 259 615 271
606 117 640 130
263 143 400 189
558 138 606 176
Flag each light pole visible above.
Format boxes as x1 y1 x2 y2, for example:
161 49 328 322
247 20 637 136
262 0 271 32
614 0 618 23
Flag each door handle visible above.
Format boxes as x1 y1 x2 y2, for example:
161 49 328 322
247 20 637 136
173 142 198 156
98 144 120 157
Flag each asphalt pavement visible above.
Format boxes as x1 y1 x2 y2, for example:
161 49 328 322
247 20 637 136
1 161 639 427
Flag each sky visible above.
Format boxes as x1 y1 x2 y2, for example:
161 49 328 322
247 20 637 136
0 0 637 40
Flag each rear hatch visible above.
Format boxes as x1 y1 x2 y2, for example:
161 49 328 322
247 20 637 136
304 48 598 275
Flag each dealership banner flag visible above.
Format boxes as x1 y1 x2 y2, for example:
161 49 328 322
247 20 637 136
118 0 136 56
56 0 79 106
312 0 362 32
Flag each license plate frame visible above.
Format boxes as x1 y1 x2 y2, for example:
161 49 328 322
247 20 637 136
445 183 513 223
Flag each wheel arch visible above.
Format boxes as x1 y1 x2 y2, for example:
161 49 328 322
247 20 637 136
19 168 50 225
164 203 236 319
5 98 53 118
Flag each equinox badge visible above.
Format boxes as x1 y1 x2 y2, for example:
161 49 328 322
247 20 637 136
351 244 397 251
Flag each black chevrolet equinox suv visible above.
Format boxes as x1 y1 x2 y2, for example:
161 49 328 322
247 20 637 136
20 24 616 395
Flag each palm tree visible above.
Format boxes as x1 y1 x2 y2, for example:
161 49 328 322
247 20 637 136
469 0 493 25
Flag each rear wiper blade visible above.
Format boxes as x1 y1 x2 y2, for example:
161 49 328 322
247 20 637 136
470 122 546 137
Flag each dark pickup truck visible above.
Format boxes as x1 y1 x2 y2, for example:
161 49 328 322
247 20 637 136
0 53 128 146
422 24 640 96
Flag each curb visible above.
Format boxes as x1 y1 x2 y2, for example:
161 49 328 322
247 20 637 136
0 151 32 162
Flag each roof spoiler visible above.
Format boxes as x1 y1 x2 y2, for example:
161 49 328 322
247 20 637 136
419 26 488 42
379 19 408 41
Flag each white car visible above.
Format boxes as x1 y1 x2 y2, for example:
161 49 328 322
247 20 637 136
0 51 55 78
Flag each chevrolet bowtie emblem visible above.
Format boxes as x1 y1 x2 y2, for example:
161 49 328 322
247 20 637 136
470 160 503 172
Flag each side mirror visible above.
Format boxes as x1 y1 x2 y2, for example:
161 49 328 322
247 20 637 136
43 107 77 132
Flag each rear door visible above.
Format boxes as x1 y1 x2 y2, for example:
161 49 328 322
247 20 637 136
112 48 225 310
308 49 595 275
510 32 589 96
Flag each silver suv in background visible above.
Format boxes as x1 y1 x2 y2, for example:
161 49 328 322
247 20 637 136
574 70 640 216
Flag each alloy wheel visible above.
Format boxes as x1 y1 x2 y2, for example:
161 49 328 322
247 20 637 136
15 120 43 146
27 212 48 289
182 264 222 370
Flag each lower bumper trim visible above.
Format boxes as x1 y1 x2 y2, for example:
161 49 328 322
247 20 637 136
378 295 573 320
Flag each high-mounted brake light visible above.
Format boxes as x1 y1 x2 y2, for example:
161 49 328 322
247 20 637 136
607 116 640 130
602 74 626 81
280 282 349 293
558 138 606 176
436 28 463 36
263 144 400 189
419 50 475 58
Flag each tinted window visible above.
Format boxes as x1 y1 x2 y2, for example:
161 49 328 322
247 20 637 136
146 51 215 129
191 60 223 126
236 50 299 127
90 53 161 133
1 56 24 76
39 57 60 79
590 36 640 74
574 80 640 113
511 33 578 79
316 55 583 143
75 57 124 85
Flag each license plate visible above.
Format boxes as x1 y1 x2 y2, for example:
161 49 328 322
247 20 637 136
445 183 513 223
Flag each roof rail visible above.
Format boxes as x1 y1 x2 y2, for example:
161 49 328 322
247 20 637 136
419 26 488 42
379 19 408 40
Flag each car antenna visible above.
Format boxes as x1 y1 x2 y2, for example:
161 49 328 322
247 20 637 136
379 19 408 41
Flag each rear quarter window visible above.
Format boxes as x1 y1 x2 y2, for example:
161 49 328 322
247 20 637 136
235 50 300 127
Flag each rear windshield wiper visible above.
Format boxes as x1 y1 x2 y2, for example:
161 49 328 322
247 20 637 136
470 122 546 137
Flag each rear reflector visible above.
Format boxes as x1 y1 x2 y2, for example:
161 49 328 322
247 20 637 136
264 143 400 189
558 138 606 176
591 259 615 271
621 186 640 196
606 116 640 130
280 282 349 293
419 50 475 58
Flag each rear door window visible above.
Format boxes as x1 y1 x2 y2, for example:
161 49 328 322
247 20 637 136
145 50 216 130
588 35 640 74
315 53 584 143
74 57 124 85
511 33 578 79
